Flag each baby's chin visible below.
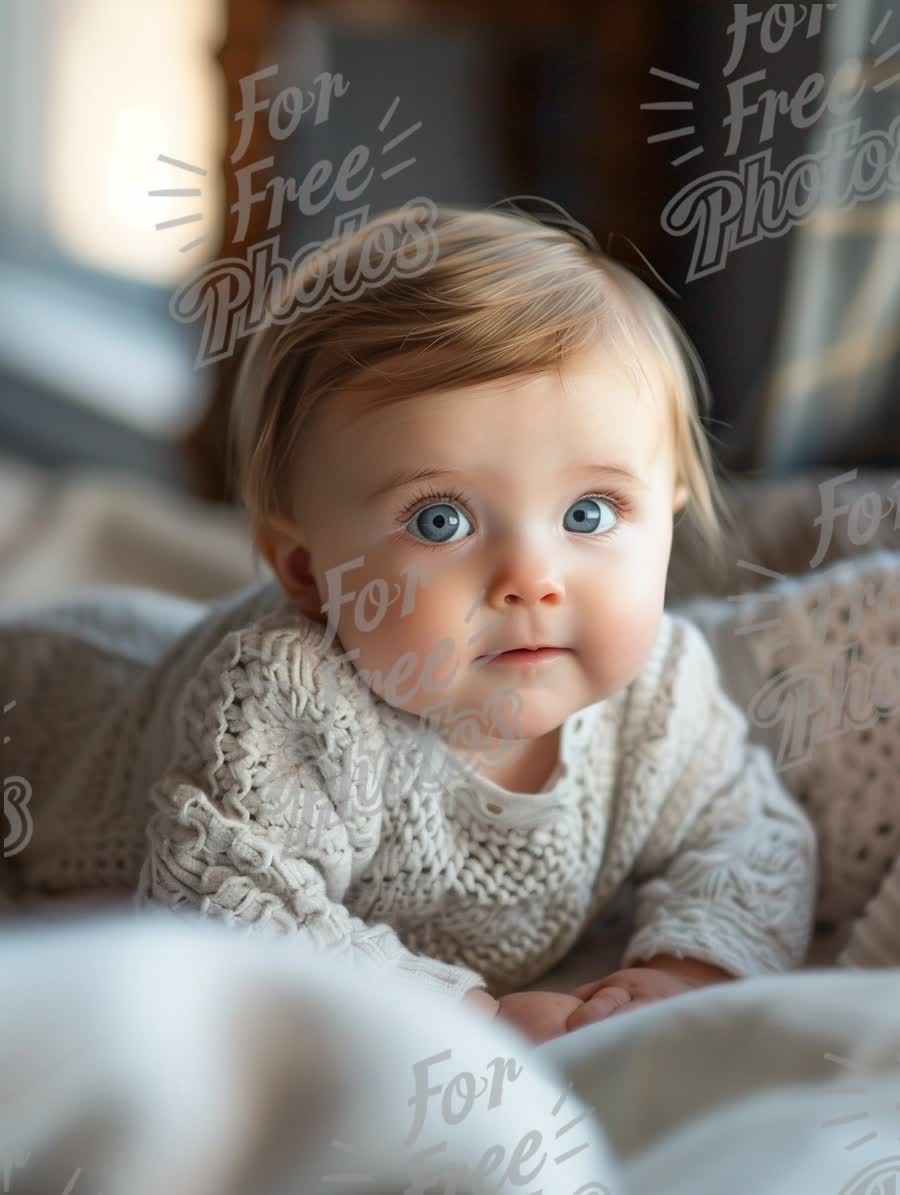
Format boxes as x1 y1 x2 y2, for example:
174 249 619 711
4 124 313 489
431 710 565 755
362 656 622 730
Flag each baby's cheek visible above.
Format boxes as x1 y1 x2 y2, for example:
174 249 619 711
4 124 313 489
340 606 458 712
616 566 666 628
378 578 465 663
583 588 663 684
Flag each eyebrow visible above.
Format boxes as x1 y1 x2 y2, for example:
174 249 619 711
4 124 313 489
367 463 648 501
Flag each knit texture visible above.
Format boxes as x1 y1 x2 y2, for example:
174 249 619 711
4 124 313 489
712 548 900 968
1 578 817 1001
1 582 283 895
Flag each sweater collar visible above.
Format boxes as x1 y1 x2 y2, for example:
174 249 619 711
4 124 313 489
372 687 604 824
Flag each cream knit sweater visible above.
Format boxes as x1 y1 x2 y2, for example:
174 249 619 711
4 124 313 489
1 578 818 1001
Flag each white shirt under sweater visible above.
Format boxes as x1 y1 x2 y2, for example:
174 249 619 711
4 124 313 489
1 577 818 1001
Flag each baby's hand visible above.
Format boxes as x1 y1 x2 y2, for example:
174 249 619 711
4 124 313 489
565 966 695 1031
494 990 586 1045
462 987 582 1045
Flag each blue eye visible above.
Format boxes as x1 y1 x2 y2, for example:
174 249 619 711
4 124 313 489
563 497 617 534
400 489 625 547
406 502 473 545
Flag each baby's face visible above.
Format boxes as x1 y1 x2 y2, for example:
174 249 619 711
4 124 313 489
274 343 683 767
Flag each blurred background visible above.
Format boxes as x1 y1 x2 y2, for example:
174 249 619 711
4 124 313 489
1 0 899 609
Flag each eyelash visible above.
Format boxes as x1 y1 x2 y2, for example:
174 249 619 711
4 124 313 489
395 485 633 546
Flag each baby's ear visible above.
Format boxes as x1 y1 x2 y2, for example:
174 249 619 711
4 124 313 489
255 517 324 622
672 481 689 512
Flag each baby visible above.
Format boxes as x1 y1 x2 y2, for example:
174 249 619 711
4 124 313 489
2 201 819 1046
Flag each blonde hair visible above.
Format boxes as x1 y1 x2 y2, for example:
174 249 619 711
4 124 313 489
227 200 736 576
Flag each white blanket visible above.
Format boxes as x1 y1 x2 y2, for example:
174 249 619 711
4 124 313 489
1 909 898 1195
0 455 258 613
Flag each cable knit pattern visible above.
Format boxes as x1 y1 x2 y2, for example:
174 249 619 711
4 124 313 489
2 579 818 1000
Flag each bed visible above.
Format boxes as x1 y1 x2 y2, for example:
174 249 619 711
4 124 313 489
5 454 899 971
4 910 900 1195
3 453 900 1193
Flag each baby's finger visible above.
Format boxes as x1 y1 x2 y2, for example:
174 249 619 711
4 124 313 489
566 985 632 1030
571 977 618 1001
606 994 661 1019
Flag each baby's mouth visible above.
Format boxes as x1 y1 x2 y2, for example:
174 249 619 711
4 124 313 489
474 647 569 668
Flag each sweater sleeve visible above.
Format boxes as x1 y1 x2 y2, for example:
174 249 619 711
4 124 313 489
621 618 818 978
135 614 489 1003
